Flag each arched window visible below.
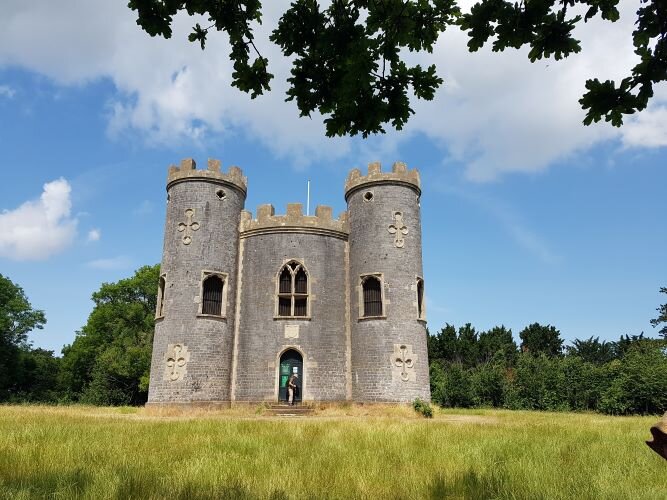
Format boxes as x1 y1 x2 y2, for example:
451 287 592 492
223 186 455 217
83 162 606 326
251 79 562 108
201 274 224 316
362 275 383 317
156 274 166 318
417 278 425 320
277 261 309 317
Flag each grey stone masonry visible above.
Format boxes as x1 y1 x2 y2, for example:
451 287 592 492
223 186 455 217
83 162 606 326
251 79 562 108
346 162 431 402
146 158 431 407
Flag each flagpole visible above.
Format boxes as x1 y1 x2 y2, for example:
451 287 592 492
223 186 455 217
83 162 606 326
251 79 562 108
307 179 311 216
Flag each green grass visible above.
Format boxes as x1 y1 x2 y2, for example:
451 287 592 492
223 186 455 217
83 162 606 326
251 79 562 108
0 405 664 499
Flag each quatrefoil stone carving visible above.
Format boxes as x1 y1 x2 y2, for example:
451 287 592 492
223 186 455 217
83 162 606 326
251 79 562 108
388 211 408 248
177 208 200 245
164 343 191 382
391 344 417 382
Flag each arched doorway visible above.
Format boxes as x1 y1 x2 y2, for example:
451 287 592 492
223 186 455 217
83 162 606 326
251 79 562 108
278 349 303 403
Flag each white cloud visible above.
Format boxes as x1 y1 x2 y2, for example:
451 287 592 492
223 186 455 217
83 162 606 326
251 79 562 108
87 228 101 242
0 84 15 98
399 0 654 181
0 0 663 179
86 256 132 270
0 178 77 260
622 105 667 148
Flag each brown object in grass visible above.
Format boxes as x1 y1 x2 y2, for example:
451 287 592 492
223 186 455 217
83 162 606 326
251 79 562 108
646 412 667 460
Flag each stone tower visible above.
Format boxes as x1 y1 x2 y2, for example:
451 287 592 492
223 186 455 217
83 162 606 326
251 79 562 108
147 158 430 407
346 162 431 402
147 159 247 404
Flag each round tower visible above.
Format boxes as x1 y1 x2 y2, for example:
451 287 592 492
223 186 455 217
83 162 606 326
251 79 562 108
147 158 247 407
346 161 430 402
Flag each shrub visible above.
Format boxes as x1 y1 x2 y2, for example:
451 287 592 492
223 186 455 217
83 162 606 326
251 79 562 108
413 398 433 418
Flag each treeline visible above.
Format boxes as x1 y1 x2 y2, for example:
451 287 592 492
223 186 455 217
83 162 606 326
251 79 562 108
428 323 667 415
2 267 667 415
0 266 157 405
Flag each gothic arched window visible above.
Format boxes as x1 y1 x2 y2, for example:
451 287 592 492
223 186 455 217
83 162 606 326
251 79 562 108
361 275 384 318
277 261 309 317
201 273 225 316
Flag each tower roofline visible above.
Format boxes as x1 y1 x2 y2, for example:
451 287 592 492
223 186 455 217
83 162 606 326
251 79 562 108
167 158 248 196
344 161 421 201
239 203 349 240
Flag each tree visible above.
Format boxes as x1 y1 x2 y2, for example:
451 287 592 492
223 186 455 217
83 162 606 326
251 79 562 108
598 339 667 415
613 332 654 357
430 360 475 407
507 353 568 410
650 287 667 338
129 0 666 137
12 348 62 402
0 274 46 400
566 336 616 364
60 265 159 405
456 323 479 368
428 324 458 362
519 322 563 357
478 325 517 365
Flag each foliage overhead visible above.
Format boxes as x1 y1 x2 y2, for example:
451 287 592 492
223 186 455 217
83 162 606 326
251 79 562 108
128 0 667 137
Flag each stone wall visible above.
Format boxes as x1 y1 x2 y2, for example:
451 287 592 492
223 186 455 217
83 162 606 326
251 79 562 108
148 158 431 406
147 160 245 404
234 222 348 402
346 162 431 402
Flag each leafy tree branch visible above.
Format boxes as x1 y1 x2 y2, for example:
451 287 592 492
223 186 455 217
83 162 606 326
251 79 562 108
128 0 666 136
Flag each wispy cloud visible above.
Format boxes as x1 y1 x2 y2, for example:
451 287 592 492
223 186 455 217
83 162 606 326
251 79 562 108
501 218 560 265
132 200 154 216
0 178 77 260
622 104 667 148
86 228 101 242
0 84 15 99
0 0 661 180
86 255 132 270
439 184 561 265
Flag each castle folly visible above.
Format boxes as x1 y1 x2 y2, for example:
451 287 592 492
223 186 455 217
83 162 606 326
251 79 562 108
147 159 430 406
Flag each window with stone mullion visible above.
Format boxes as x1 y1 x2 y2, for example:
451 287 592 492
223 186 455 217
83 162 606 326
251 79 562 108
277 263 308 317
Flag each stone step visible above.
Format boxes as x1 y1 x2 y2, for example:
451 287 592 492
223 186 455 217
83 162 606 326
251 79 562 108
264 404 314 417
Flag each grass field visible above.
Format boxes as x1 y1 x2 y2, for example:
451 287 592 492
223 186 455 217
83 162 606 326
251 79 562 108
0 405 664 499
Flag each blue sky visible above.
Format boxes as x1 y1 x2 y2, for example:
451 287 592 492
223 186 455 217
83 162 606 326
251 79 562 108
1 0 665 353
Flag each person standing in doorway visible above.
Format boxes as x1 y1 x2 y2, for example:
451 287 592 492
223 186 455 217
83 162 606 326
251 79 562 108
287 373 298 406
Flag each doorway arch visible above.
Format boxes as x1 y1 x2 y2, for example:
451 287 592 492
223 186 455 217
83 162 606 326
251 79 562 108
278 349 303 403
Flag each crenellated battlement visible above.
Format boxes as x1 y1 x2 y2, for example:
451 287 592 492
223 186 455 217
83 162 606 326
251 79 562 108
344 161 420 200
167 158 248 196
239 203 349 239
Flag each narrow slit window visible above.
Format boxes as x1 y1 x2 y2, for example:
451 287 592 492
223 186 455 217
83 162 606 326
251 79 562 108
277 261 309 317
417 278 425 319
156 275 166 317
362 277 383 317
202 275 224 316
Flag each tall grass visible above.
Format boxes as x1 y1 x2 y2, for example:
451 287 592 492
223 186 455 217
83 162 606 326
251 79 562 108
0 405 664 499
